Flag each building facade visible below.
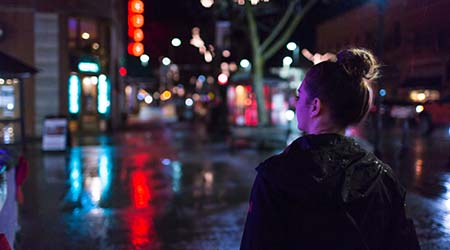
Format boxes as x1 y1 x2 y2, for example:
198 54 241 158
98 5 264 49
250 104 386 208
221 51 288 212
316 0 450 102
0 0 126 140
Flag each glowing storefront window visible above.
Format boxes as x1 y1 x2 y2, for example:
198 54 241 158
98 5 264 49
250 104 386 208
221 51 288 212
78 62 100 73
0 79 20 119
97 74 111 115
69 75 81 115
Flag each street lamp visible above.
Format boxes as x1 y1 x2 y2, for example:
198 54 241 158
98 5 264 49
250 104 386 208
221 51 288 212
140 54 149 66
162 57 171 66
171 38 182 47
240 59 250 69
283 56 293 67
286 42 299 66
286 42 297 51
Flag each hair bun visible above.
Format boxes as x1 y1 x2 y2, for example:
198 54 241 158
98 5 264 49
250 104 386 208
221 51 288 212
336 48 380 81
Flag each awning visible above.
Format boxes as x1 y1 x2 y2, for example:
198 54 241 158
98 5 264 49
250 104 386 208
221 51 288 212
0 51 38 78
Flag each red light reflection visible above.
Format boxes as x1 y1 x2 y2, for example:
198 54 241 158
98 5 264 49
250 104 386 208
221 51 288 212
130 214 151 246
133 153 150 168
127 169 160 247
131 170 151 208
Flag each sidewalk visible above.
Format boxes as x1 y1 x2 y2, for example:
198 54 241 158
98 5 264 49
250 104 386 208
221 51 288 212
14 121 450 249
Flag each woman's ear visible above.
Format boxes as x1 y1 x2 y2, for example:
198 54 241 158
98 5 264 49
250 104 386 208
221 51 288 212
310 97 322 117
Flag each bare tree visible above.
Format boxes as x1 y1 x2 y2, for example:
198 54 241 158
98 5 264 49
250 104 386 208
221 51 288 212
244 0 318 125
205 0 319 126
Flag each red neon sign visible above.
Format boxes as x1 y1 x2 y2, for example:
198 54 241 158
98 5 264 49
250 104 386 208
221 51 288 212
128 0 144 56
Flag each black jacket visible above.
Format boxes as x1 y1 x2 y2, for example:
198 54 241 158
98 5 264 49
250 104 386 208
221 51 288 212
240 134 419 250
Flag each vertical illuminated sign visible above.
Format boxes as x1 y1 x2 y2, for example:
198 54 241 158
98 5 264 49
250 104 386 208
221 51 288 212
97 74 111 115
68 74 81 115
128 0 145 57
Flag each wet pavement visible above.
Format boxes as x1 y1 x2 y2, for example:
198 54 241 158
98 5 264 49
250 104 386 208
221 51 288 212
15 121 450 250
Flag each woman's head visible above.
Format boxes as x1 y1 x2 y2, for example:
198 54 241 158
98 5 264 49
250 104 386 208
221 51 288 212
296 48 380 133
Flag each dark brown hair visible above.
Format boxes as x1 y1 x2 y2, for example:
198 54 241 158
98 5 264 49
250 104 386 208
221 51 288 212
303 48 380 129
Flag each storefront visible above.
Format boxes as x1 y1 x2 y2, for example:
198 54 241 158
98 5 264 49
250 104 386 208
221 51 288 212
0 52 37 145
66 16 112 133
227 74 293 127
67 62 111 132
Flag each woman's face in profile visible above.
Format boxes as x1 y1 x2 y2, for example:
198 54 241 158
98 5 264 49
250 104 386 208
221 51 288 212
295 79 310 132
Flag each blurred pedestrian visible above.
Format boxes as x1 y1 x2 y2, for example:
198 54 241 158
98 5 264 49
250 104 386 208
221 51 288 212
240 48 420 250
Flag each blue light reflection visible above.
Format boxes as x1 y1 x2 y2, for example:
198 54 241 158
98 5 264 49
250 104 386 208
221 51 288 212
67 147 82 203
65 145 113 209
443 174 450 234
171 161 182 193
98 147 112 203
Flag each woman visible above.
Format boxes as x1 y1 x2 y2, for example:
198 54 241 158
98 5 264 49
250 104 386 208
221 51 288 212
240 48 419 250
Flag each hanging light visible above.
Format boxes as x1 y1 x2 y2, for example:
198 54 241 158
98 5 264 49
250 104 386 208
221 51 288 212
233 0 270 5
128 42 144 57
133 29 144 42
129 0 144 13
130 14 144 28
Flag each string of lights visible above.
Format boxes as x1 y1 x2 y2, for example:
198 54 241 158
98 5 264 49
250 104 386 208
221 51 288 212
200 0 270 8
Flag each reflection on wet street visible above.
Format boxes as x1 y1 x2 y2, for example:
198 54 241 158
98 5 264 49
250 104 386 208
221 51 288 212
18 122 272 250
16 121 450 249
355 123 450 249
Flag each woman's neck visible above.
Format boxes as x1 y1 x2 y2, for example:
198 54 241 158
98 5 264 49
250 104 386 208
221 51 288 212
306 117 344 135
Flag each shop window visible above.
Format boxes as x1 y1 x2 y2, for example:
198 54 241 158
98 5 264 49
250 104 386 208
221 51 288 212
80 19 98 40
68 18 78 48
0 79 20 119
0 122 21 144
68 18 78 40
0 78 21 144
82 76 98 114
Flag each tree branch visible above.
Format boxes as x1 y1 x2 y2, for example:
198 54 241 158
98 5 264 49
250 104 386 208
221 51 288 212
245 0 261 56
260 0 299 53
263 0 319 61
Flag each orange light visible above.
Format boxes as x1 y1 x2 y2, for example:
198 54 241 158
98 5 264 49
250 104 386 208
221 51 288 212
160 90 172 101
133 29 144 42
128 42 144 57
130 14 144 28
129 0 144 14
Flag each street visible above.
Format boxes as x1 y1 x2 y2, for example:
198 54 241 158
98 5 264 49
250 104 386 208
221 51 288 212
16 121 450 250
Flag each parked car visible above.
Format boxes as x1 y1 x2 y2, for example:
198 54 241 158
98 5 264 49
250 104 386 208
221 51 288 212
381 95 450 135
416 95 450 135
